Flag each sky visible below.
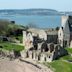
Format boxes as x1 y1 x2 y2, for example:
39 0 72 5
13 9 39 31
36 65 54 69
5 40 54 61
0 0 72 11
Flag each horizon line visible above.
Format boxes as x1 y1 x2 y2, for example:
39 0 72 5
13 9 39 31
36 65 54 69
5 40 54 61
0 8 72 12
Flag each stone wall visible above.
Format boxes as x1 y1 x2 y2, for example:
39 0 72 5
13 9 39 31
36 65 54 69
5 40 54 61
21 42 68 62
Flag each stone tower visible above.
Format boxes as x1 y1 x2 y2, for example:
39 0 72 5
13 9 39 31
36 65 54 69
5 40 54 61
68 16 72 47
58 16 70 47
62 16 70 47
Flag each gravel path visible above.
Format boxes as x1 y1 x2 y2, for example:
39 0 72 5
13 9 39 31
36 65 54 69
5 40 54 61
0 57 53 72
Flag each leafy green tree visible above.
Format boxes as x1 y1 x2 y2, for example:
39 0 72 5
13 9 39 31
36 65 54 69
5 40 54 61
0 20 10 35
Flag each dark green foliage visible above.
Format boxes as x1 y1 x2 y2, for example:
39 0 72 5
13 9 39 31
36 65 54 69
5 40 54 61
0 20 26 42
0 20 25 36
56 26 59 31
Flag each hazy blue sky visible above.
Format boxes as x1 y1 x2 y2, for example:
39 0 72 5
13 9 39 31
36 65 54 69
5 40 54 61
0 0 72 11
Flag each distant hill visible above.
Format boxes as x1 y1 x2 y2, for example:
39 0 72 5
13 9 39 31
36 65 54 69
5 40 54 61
0 9 63 16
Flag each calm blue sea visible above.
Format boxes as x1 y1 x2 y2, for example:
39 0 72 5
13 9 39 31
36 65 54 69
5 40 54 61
0 15 61 28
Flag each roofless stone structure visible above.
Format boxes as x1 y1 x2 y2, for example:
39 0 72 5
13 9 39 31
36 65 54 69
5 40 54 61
21 16 72 62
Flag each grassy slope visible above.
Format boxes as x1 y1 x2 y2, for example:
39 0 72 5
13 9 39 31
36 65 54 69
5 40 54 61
0 42 24 51
66 48 72 54
44 59 72 72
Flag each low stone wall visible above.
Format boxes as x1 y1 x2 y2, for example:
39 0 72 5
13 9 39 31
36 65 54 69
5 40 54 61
0 49 15 59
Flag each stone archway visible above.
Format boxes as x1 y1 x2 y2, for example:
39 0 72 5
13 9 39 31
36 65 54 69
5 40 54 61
41 42 48 52
49 43 54 53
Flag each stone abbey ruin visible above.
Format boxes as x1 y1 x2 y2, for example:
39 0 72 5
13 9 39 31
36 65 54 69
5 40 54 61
21 16 72 62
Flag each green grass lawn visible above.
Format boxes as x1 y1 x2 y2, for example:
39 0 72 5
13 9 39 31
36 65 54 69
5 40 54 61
0 42 24 51
60 55 72 60
65 48 72 54
44 60 72 72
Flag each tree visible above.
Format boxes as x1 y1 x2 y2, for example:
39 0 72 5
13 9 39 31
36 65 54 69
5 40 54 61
56 26 59 31
0 20 10 35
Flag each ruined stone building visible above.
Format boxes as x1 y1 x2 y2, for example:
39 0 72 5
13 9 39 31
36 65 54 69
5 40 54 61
21 29 67 62
21 15 72 62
